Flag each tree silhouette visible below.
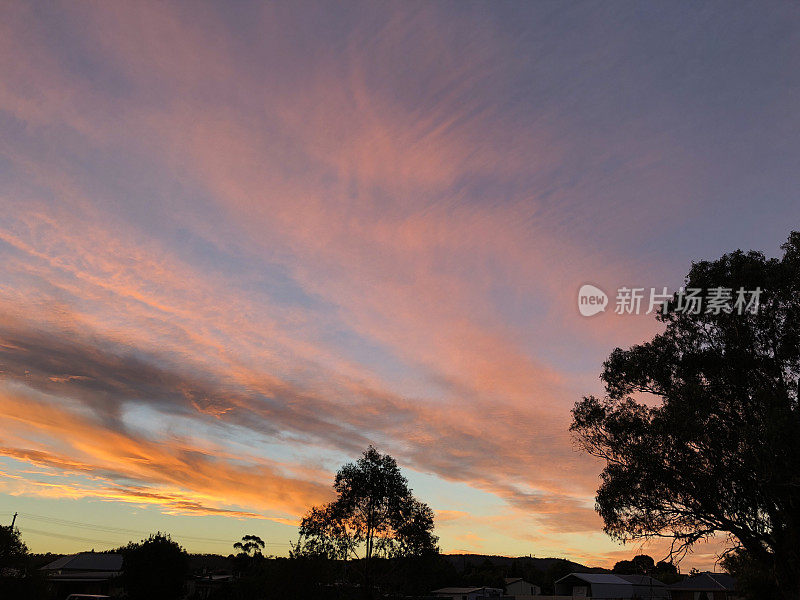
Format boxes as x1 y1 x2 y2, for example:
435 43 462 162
0 527 47 598
612 553 679 583
722 548 781 600
613 554 654 575
572 231 800 599
120 532 188 600
0 526 27 570
294 445 438 594
234 534 265 557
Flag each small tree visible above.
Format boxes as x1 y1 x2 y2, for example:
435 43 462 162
294 445 438 593
121 532 188 600
232 533 267 580
654 560 680 584
0 526 28 570
0 527 47 598
234 534 265 557
613 554 654 575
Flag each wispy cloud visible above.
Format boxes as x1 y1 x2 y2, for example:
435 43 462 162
1 0 798 568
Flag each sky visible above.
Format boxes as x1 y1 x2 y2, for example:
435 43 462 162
1 0 800 570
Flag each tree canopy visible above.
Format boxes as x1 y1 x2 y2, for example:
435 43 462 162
0 527 47 599
120 532 189 600
571 232 800 599
234 534 265 557
294 445 438 593
0 526 27 570
612 554 655 575
611 553 679 583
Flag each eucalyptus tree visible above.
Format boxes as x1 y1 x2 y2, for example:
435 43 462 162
572 232 800 599
294 445 438 594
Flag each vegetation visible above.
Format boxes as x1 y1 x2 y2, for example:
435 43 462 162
612 553 680 584
120 532 189 600
572 231 800 599
0 526 47 598
451 555 579 594
233 534 265 557
200 552 600 599
721 548 781 600
0 525 28 569
2 526 692 600
293 445 438 595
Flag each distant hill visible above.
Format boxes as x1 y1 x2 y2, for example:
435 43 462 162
441 553 606 574
32 550 607 577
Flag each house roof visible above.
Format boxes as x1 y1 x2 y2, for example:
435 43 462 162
41 553 123 572
556 572 669 599
557 573 631 585
46 573 117 583
433 587 484 594
505 577 539 588
669 572 736 591
617 574 667 587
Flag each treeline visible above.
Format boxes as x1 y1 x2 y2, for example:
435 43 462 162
0 525 48 598
197 552 587 598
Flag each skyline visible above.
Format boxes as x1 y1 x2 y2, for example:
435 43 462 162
2 1 800 569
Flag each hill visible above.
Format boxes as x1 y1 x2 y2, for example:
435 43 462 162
442 553 605 573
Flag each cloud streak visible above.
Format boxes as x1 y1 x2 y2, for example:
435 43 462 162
2 0 799 568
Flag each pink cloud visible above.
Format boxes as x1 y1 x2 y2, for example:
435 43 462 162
0 1 739 568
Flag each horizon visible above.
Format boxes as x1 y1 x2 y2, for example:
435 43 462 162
2 1 800 574
21 540 692 577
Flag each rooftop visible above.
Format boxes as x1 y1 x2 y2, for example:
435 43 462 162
669 572 736 591
557 573 631 585
41 553 123 573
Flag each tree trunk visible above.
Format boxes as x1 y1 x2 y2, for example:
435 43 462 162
365 524 373 600
776 561 800 600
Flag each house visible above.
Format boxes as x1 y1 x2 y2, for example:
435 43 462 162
432 586 504 600
187 573 234 599
505 576 541 597
616 574 671 598
668 572 738 600
554 572 669 599
40 552 123 598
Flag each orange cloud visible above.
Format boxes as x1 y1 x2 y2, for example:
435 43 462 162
0 384 331 519
0 0 730 568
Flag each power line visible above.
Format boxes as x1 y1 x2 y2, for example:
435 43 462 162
9 511 290 547
18 526 120 547
18 512 231 543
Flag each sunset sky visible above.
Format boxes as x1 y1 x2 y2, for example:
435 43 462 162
2 1 800 570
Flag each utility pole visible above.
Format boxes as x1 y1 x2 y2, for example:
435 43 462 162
11 512 17 528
